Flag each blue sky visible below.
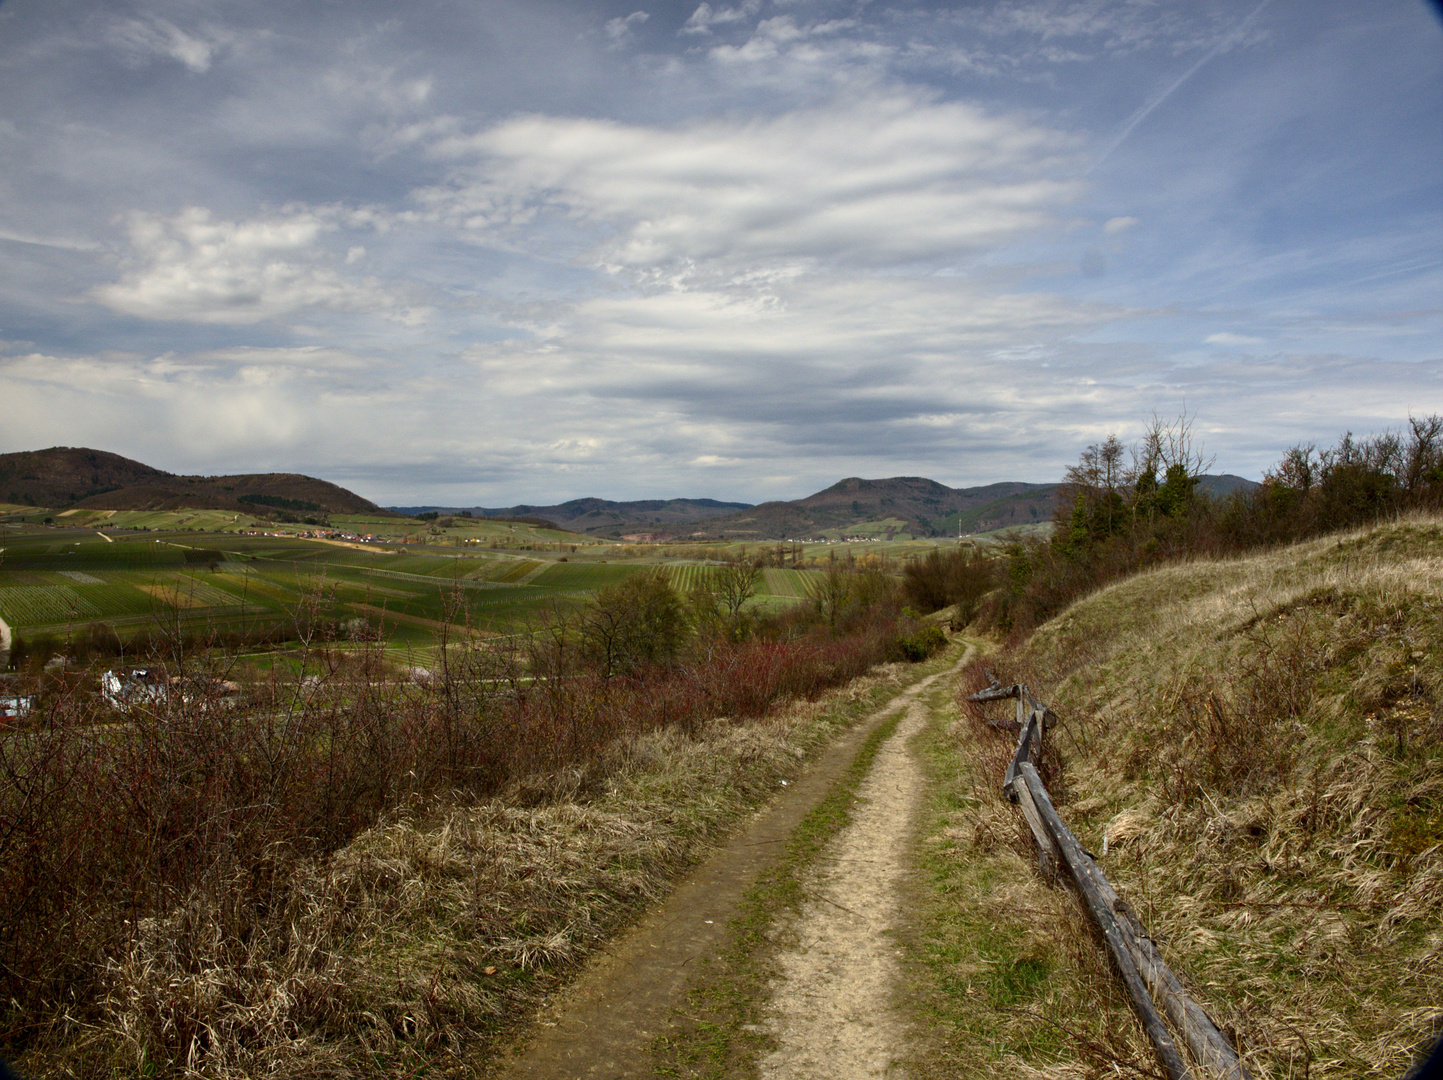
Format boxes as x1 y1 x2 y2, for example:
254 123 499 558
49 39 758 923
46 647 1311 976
0 0 1439 505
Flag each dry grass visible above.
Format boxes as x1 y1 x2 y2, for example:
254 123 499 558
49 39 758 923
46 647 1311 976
975 515 1443 1078
903 663 1165 1080
21 664 915 1079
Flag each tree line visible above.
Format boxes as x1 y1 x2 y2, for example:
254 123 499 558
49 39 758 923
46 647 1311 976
903 414 1443 635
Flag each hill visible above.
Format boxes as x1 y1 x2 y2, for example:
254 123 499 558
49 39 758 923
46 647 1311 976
393 474 1260 542
389 497 751 532
0 447 386 517
617 477 1061 541
953 517 1443 1075
1196 472 1259 498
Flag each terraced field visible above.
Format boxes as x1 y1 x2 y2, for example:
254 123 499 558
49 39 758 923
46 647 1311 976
664 563 718 593
529 561 644 589
465 557 544 584
136 579 248 609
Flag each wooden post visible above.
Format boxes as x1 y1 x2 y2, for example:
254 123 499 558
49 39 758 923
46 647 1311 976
1006 773 1061 878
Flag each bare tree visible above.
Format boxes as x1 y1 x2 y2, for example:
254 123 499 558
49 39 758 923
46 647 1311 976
713 557 759 621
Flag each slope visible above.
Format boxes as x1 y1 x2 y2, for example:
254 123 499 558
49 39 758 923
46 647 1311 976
924 516 1443 1077
0 447 387 516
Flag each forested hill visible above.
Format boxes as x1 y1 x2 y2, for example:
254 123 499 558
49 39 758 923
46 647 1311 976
390 497 752 531
589 473 1257 541
662 476 1059 540
0 447 386 516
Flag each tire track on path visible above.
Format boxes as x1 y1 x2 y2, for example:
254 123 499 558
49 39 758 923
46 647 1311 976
757 690 933 1079
496 650 969 1080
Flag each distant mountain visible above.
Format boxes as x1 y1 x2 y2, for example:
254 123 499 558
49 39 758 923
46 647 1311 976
389 497 753 532
610 477 1062 541
1197 473 1260 498
561 472 1264 542
0 447 388 517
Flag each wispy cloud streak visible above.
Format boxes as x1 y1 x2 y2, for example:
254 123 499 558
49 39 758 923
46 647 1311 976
1088 0 1273 173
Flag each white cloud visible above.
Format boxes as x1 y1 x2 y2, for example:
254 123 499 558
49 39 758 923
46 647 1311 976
107 16 228 73
681 1 761 36
422 94 1084 274
605 11 649 48
92 207 421 326
1204 331 1262 346
1104 215 1139 234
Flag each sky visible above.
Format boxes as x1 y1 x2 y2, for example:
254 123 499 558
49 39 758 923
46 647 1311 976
0 0 1440 506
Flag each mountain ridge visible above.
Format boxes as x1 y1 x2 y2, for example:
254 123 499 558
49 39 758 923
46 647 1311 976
0 447 388 517
389 496 753 531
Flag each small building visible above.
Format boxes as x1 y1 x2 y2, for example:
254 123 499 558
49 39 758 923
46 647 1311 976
101 668 169 709
0 695 35 722
101 669 241 711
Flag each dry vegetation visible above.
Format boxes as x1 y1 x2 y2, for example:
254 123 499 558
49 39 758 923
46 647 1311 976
927 515 1443 1078
6 627 925 1079
905 663 1165 1080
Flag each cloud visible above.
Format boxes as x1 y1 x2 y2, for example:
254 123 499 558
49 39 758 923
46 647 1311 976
604 11 649 48
1104 215 1139 234
422 94 1084 274
681 1 762 36
91 207 421 326
107 16 228 73
1204 331 1262 346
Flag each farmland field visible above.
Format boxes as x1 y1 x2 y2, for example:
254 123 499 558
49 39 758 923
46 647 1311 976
0 518 872 667
0 585 101 625
529 561 644 589
760 567 824 599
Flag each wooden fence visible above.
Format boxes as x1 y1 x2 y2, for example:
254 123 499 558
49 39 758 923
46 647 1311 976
969 674 1249 1080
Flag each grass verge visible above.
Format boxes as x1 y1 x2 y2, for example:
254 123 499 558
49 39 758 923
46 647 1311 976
648 645 960 1080
911 517 1443 1079
897 655 1160 1079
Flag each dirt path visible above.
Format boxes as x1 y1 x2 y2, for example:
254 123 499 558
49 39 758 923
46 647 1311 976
496 650 967 1080
757 694 931 1079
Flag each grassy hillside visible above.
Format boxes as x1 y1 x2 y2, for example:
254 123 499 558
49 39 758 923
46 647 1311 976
0 447 386 516
948 517 1443 1077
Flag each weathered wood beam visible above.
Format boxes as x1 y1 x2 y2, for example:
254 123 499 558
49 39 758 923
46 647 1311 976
1017 761 1193 1080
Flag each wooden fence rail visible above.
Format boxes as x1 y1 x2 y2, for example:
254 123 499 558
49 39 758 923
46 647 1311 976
969 674 1249 1080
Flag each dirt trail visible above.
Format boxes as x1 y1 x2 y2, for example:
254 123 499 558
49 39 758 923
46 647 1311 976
497 651 966 1080
757 695 930 1079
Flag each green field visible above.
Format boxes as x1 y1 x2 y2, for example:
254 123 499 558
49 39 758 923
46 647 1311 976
759 567 825 599
0 522 853 666
0 513 954 668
